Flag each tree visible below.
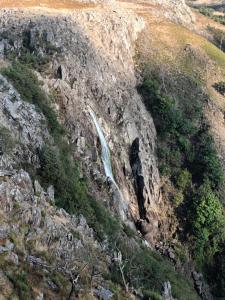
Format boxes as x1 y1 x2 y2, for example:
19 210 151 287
191 181 225 264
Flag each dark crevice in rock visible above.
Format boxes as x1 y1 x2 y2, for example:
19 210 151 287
22 29 34 52
122 164 127 177
129 137 146 220
56 65 63 79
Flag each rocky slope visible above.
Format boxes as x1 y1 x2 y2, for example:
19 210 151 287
188 0 225 8
0 0 225 299
0 4 167 243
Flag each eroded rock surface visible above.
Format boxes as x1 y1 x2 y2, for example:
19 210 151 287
0 6 166 243
0 74 49 170
150 0 195 24
0 169 105 299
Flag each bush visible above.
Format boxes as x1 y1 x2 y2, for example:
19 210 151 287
212 15 225 26
139 75 225 295
213 81 225 95
191 181 225 265
199 8 225 26
173 191 184 208
139 78 224 189
191 125 224 188
199 7 214 17
143 290 163 300
38 144 120 241
123 224 136 238
0 125 14 154
110 240 200 300
10 272 31 300
3 29 60 71
1 62 64 140
175 169 192 192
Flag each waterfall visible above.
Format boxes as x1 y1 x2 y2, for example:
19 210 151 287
89 109 127 220
89 110 115 185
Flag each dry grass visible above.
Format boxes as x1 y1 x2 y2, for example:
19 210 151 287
0 0 96 9
137 12 225 78
136 8 225 173
193 9 225 32
136 10 225 149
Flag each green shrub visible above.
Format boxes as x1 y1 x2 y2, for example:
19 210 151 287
2 29 60 71
213 81 225 95
191 125 224 188
1 62 64 140
212 15 225 26
139 77 224 189
123 224 136 238
10 272 31 300
190 181 225 265
18 50 50 71
110 240 200 300
0 125 14 154
199 8 225 26
143 290 163 300
108 283 127 300
199 7 214 17
138 75 225 296
173 245 188 264
175 169 192 192
50 272 70 294
38 144 120 242
173 190 184 208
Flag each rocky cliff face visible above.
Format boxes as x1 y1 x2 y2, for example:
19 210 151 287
0 169 109 299
0 5 169 244
151 0 195 24
0 74 50 171
0 0 216 299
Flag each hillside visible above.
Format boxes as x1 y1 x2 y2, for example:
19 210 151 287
188 0 225 8
0 0 225 299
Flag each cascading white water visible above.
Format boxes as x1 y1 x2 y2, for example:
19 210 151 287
89 110 115 185
89 109 127 220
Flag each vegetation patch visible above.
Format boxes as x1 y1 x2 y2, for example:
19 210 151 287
0 125 14 154
1 29 61 72
110 240 200 300
38 143 120 242
1 62 64 140
138 74 225 297
199 7 225 25
1 61 120 243
1 59 200 300
203 41 225 67
9 271 31 300
0 28 203 300
207 26 225 53
213 81 225 95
